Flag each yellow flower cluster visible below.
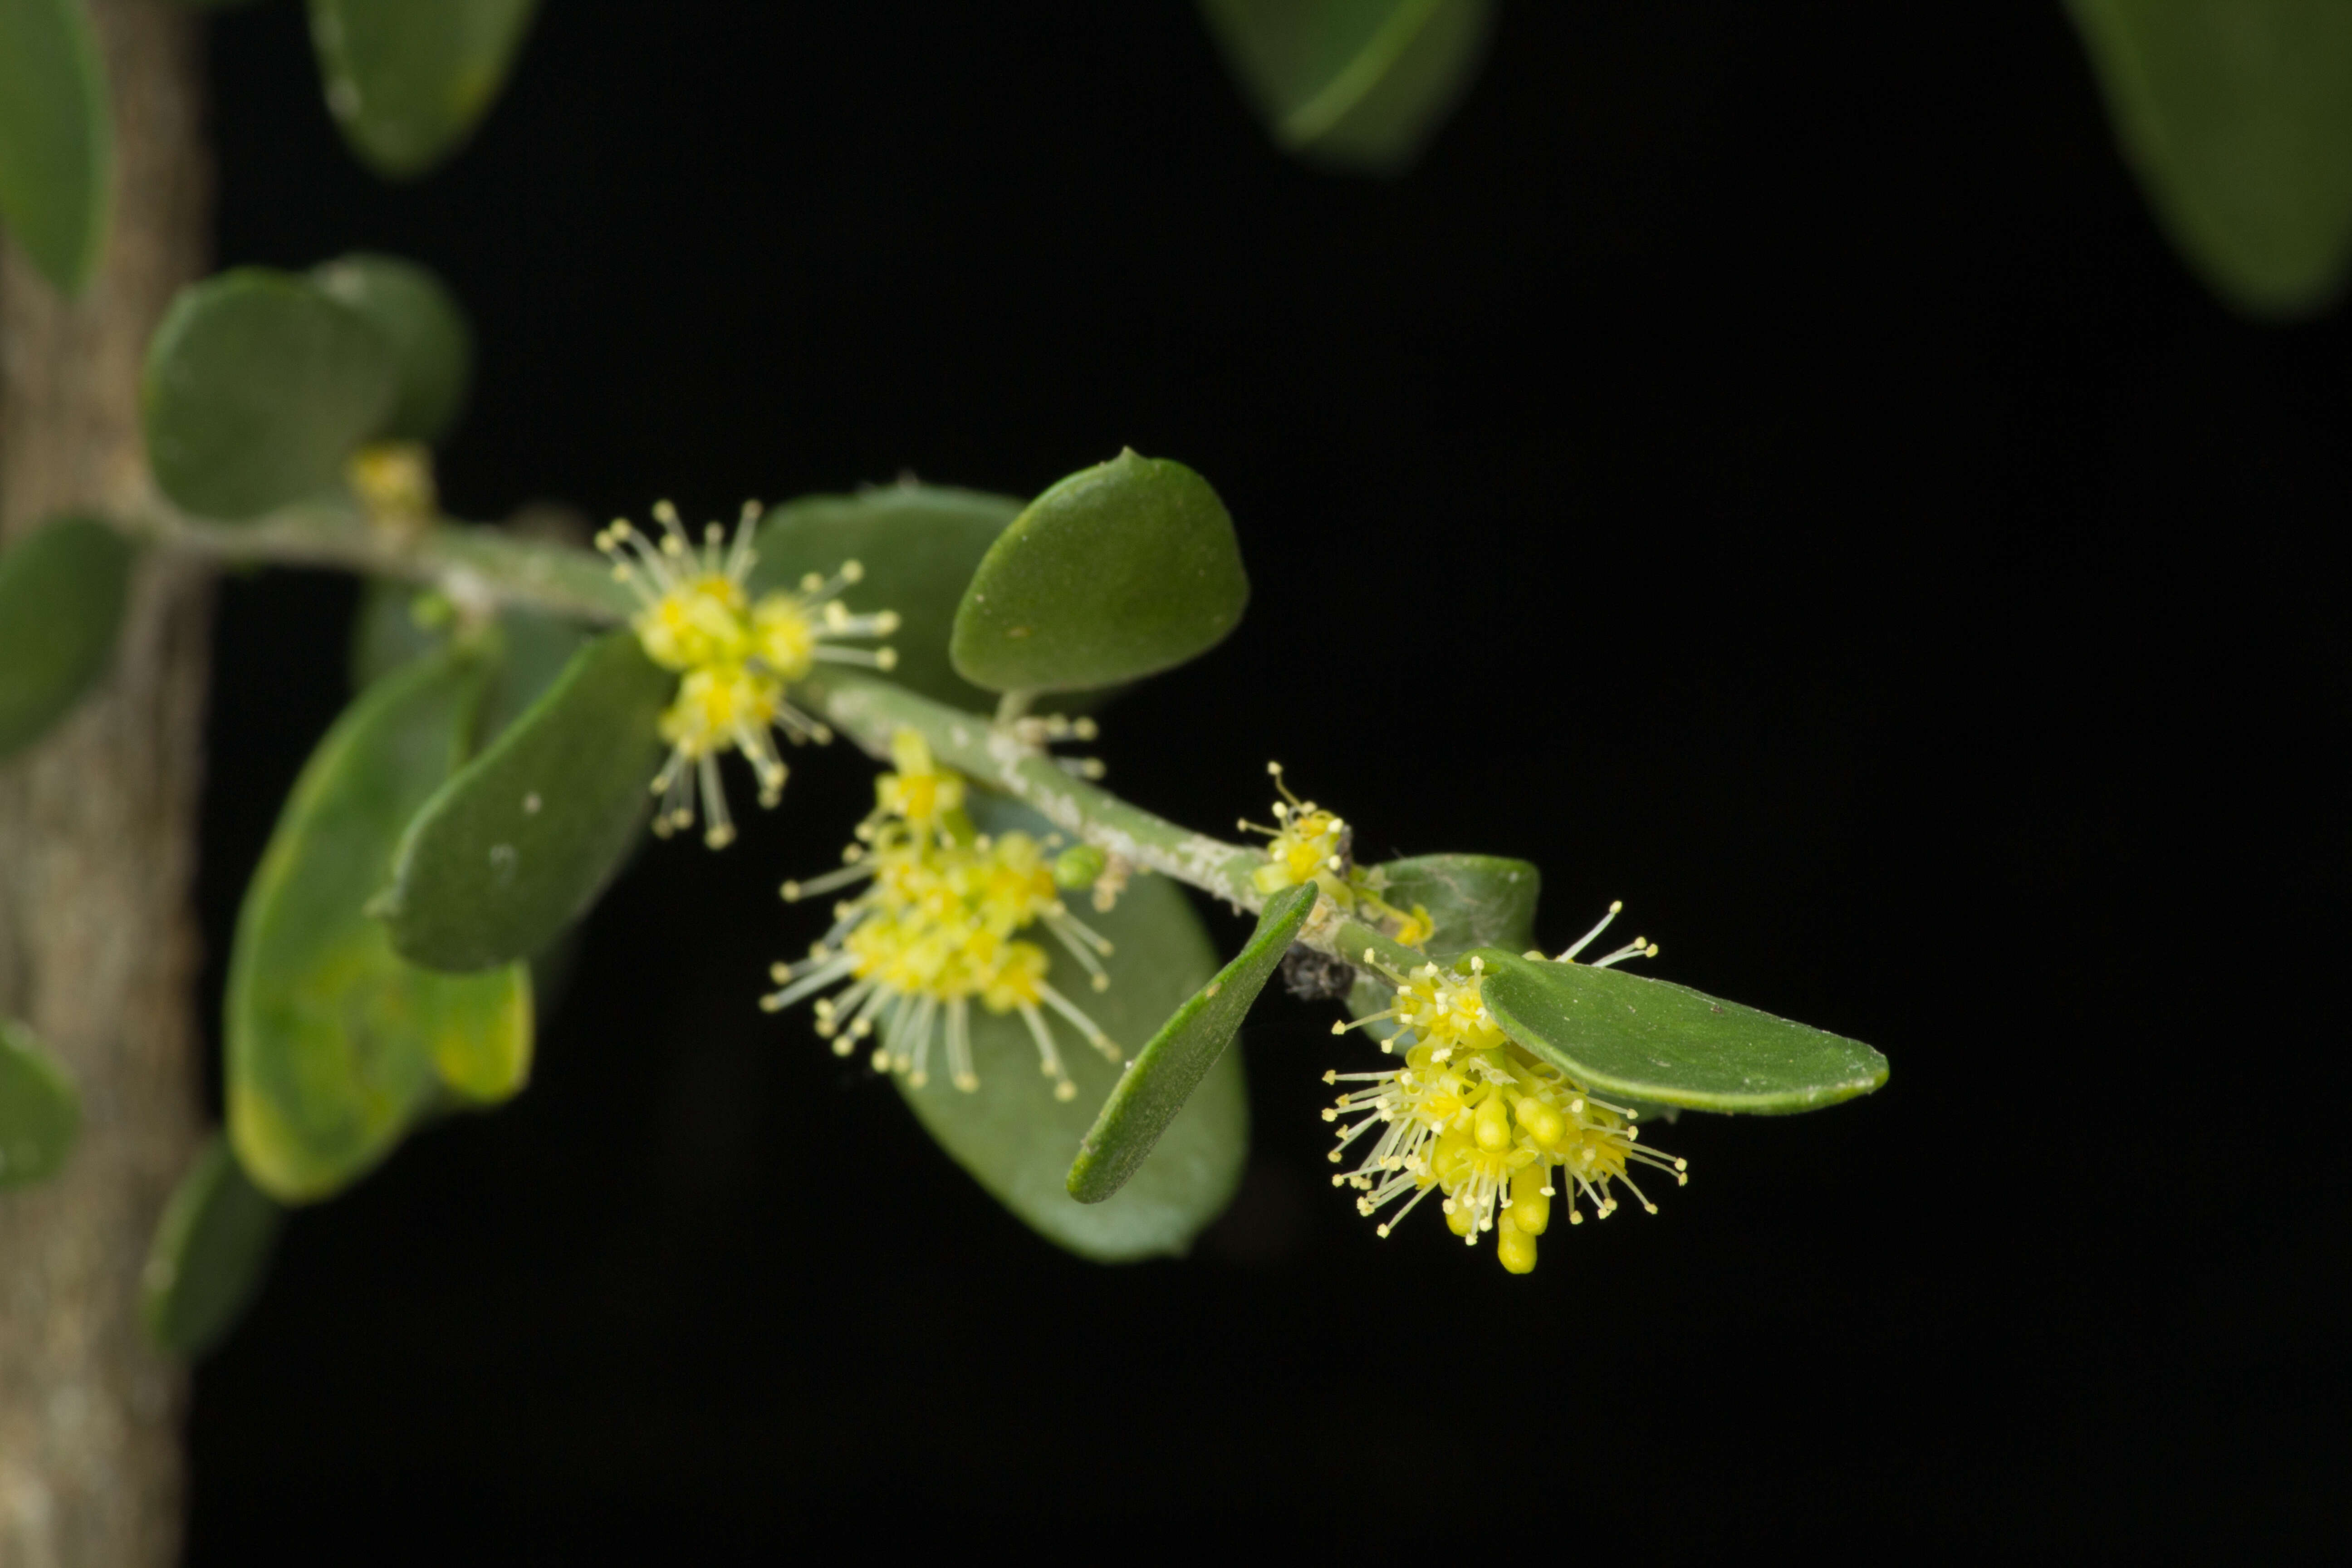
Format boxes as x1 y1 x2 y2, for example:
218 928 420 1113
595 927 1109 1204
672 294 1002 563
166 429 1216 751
1240 762 1431 946
599 500 900 848
763 732 1119 1100
347 441 437 537
1326 951 1686 1273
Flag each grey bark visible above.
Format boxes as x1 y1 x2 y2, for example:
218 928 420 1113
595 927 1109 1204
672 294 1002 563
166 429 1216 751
0 3 213 1564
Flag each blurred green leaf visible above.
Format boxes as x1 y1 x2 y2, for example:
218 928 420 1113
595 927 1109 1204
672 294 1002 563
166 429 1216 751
890 796 1246 1260
1069 880 1313 1205
308 0 538 179
383 631 668 972
0 516 132 760
348 586 590 1020
141 1134 284 1358
1474 948 1889 1114
228 647 533 1201
348 579 448 691
950 451 1247 693
752 484 1022 712
350 579 588 737
310 251 474 442
1200 0 1493 173
0 1018 78 1190
143 269 398 520
0 0 109 294
478 605 592 740
2068 0 2352 318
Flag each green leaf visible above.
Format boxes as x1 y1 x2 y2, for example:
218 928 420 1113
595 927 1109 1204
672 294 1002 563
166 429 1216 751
348 579 448 691
889 796 1247 1260
382 631 669 972
352 575 583 835
477 605 592 741
1473 948 1888 1115
350 580 587 735
0 516 132 760
141 1135 284 1358
751 485 1022 712
1199 0 1494 174
310 252 473 443
308 0 539 180
2068 0 2352 318
0 1018 78 1189
1068 880 1313 1205
348 587 588 1021
950 451 1248 693
228 647 533 1201
143 269 399 521
0 0 109 294
1369 853 1539 958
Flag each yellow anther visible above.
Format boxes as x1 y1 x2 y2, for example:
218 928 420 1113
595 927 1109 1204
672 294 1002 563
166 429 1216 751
1474 1092 1513 1153
1497 1217 1538 1274
1509 1164 1550 1236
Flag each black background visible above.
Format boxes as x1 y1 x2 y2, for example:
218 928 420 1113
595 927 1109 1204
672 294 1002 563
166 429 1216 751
183 2 2347 1559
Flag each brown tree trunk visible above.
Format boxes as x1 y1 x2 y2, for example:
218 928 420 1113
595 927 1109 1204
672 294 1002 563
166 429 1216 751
0 2 212 1563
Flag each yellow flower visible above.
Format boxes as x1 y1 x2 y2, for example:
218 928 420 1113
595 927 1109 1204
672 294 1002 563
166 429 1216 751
872 727 965 831
751 562 901 684
1242 761 1350 896
1240 762 1432 944
648 664 789 848
599 500 759 672
765 731 1120 1100
598 500 901 848
348 441 437 537
1325 944 1686 1273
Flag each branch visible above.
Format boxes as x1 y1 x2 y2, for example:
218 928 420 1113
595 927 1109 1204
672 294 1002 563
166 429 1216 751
123 500 1430 970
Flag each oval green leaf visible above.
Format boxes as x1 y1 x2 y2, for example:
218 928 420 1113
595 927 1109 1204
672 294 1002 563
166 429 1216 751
0 516 132 760
1368 853 1539 958
310 252 474 442
141 1134 284 1358
0 1018 78 1189
1200 0 1494 174
2068 0 2352 318
0 0 109 295
887 796 1246 1260
1068 880 1314 1205
348 588 589 1024
382 631 669 972
949 451 1247 694
228 647 533 1201
308 0 539 180
143 269 399 521
1473 948 1888 1115
752 484 1023 712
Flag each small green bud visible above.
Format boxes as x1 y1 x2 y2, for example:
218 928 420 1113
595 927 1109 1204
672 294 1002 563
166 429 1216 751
1053 844 1107 890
